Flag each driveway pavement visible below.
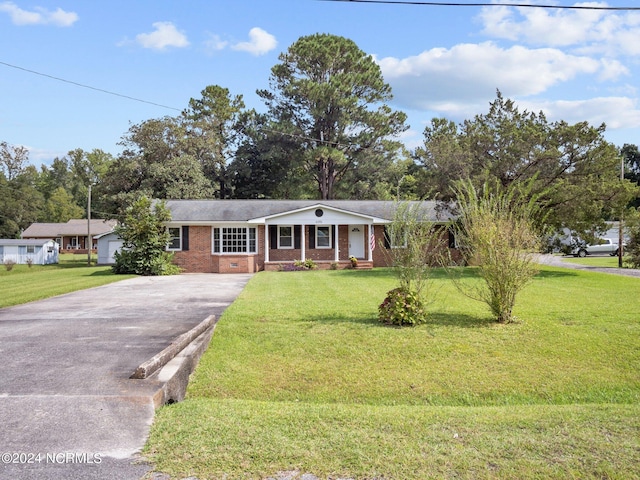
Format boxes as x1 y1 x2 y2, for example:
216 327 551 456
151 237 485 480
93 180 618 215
0 274 251 480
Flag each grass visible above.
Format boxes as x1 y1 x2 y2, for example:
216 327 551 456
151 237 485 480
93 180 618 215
0 253 135 308
562 255 623 268
145 267 640 479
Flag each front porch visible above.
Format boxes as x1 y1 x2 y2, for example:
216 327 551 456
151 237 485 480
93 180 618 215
264 259 374 271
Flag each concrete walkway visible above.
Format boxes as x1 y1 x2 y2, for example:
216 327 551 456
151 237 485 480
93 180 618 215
0 274 251 480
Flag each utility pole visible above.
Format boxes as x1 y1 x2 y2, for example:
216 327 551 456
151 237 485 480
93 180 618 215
619 155 624 268
87 183 92 266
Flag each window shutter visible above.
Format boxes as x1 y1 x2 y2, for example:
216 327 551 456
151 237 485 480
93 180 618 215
269 225 277 249
383 226 391 249
294 225 301 249
182 226 189 251
309 225 315 249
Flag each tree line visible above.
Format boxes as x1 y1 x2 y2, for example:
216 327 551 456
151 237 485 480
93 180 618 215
2 33 639 239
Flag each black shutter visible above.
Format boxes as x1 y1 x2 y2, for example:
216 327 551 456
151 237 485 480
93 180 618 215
182 226 189 251
294 225 301 249
332 225 336 248
309 225 315 249
383 226 391 249
269 225 277 249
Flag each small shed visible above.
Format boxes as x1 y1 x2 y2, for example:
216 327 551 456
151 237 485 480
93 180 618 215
0 239 59 265
95 231 123 265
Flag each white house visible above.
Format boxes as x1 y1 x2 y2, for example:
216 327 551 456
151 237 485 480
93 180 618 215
0 239 59 265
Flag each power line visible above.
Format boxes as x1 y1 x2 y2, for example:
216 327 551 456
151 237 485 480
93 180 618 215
319 0 640 10
0 60 181 111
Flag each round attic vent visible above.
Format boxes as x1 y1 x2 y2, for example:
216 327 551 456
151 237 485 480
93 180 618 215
315 208 324 217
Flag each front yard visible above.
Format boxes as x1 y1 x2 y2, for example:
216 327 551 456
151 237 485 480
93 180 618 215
0 254 134 308
145 267 640 479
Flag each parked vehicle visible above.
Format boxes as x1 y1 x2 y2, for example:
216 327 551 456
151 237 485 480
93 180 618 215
572 238 620 257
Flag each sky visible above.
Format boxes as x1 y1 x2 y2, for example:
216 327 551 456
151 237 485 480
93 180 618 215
1 0 639 167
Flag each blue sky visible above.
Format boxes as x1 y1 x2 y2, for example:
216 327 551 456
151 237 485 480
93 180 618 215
1 0 639 166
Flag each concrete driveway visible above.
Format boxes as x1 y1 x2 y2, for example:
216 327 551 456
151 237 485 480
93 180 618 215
0 273 251 480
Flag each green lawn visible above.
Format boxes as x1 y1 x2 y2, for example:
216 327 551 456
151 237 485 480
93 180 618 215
145 267 640 479
0 254 135 308
562 255 624 268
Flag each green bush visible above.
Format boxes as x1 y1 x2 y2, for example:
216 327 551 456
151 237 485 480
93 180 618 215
378 287 427 326
294 258 318 270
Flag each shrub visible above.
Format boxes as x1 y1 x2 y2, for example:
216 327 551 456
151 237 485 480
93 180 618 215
294 258 318 270
3 259 16 271
26 257 34 268
378 287 427 326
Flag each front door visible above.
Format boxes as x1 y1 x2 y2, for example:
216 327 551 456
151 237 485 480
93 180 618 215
348 225 365 259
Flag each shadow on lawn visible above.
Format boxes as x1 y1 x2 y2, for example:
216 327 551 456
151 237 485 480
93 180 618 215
303 311 494 329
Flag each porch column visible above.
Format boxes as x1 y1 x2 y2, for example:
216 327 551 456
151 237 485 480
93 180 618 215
334 224 340 262
368 224 374 262
264 224 270 262
301 224 306 260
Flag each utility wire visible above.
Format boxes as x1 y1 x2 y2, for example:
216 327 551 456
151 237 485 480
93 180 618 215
319 0 640 10
0 60 181 111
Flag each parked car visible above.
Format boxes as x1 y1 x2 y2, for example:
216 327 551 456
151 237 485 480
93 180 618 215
571 238 620 257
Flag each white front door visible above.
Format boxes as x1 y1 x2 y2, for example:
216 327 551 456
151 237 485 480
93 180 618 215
348 225 365 259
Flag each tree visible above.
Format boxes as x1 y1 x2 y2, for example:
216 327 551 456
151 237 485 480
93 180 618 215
416 92 638 236
622 143 640 208
452 179 545 323
258 33 408 200
42 186 84 222
0 144 44 237
181 85 245 198
229 112 312 198
97 117 215 215
112 196 180 276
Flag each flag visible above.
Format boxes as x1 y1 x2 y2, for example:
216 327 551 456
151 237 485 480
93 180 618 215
370 229 376 252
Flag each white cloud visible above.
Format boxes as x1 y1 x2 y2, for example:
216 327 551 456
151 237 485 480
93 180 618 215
135 22 189 51
377 42 603 113
478 3 640 56
0 1 77 26
520 96 640 130
204 33 228 53
231 27 277 56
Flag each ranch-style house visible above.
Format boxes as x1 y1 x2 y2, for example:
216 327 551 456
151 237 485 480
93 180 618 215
163 200 456 274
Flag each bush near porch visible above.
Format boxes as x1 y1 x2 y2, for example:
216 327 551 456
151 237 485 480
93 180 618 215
145 267 640 479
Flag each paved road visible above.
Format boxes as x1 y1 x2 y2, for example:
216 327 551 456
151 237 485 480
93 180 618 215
0 274 251 480
537 254 640 278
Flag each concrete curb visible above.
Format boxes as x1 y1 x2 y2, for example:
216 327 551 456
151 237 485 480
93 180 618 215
130 315 217 379
150 321 217 407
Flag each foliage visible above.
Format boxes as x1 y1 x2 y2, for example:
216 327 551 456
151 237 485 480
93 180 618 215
383 201 445 298
293 258 318 270
0 145 44 238
623 209 640 268
452 179 544 323
258 33 408 199
112 197 180 276
415 92 639 236
378 286 427 326
3 259 16 271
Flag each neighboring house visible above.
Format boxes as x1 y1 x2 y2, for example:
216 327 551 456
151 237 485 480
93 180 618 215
95 231 123 265
22 219 117 253
0 239 59 265
163 200 456 274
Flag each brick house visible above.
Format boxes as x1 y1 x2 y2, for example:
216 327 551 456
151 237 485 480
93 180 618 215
164 200 456 273
22 219 117 253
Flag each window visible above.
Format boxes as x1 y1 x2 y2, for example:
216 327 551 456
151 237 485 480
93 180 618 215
316 226 331 249
167 227 182 250
26 245 35 254
213 227 257 254
278 225 293 249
